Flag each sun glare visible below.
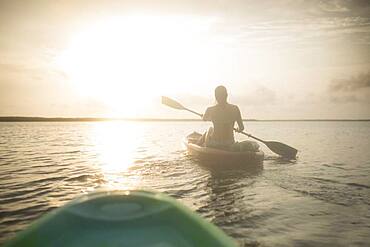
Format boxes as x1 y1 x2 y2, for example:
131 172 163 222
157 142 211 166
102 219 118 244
57 15 217 116
91 122 145 189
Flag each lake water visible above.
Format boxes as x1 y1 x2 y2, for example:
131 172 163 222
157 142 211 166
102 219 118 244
0 121 370 246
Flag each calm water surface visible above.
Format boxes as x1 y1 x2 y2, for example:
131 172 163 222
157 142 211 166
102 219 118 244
0 121 370 246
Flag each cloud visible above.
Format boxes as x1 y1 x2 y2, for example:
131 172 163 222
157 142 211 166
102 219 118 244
328 71 370 104
329 72 370 92
234 85 277 106
324 0 370 15
173 84 278 109
318 0 349 13
0 63 27 74
330 94 359 103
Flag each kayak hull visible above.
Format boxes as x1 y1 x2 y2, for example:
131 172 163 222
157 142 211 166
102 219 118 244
184 132 264 167
4 190 236 247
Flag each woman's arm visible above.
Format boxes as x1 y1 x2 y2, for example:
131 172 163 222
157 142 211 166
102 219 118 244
235 106 244 132
202 107 212 121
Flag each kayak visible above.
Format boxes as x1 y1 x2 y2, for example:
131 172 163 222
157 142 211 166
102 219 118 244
184 132 264 166
4 190 236 247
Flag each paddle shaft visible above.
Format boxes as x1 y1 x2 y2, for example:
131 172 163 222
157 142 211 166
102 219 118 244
238 132 266 144
184 108 203 118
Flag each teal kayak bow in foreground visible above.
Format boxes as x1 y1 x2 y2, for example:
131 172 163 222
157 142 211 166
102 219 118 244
4 190 236 247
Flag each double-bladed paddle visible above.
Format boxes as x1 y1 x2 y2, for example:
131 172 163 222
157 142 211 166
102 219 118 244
161 96 298 159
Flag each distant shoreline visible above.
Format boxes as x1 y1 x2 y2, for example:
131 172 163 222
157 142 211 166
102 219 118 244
0 117 369 122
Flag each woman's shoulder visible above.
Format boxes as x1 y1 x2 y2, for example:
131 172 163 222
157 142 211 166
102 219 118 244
227 103 239 110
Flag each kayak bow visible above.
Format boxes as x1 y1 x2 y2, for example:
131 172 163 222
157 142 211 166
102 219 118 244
4 190 236 247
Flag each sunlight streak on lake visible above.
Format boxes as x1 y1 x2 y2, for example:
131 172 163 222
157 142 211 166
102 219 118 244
90 122 146 189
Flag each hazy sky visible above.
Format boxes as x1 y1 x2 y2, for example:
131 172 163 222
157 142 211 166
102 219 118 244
0 0 369 119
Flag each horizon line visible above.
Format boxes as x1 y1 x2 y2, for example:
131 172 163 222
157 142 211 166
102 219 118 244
0 116 369 122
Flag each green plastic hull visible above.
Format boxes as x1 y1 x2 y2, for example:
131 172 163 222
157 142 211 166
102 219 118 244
4 190 236 247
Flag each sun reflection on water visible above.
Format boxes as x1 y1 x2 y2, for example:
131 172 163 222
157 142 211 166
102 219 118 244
91 121 145 189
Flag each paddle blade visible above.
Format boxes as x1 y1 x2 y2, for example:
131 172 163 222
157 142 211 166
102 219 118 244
161 96 186 110
264 141 298 159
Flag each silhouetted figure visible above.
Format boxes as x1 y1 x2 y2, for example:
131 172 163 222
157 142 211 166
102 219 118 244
198 86 244 149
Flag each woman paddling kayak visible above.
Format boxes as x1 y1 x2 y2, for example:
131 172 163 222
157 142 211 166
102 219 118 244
198 85 245 150
162 93 297 159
